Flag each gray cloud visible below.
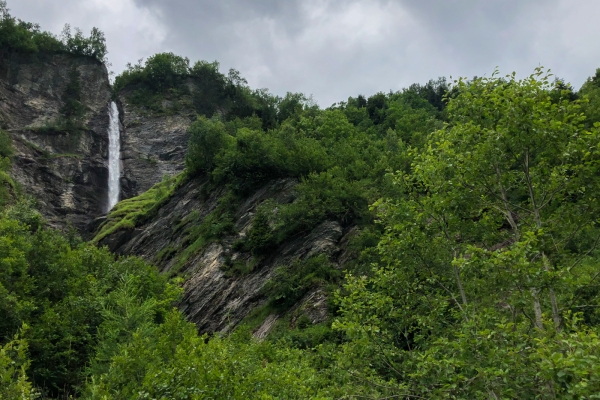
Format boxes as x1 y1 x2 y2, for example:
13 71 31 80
7 0 600 106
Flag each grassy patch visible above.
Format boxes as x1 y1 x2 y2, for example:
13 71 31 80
93 172 187 243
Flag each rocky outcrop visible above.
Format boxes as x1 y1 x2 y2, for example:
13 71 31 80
100 177 351 334
118 93 194 200
0 51 111 231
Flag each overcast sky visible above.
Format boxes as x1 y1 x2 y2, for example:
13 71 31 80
7 0 600 106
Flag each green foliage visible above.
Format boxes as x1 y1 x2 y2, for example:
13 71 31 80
234 200 278 256
60 66 85 122
143 52 190 91
172 189 238 273
188 60 233 117
0 130 15 208
0 129 12 159
36 65 89 135
6 40 600 397
263 254 341 310
115 53 318 130
0 2 107 62
178 80 441 286
60 24 108 63
84 317 335 400
93 173 187 243
535 315 600 399
185 116 231 174
580 68 600 128
333 68 600 398
271 322 342 350
0 333 37 399
0 205 180 397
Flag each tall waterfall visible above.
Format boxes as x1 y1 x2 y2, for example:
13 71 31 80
107 101 121 211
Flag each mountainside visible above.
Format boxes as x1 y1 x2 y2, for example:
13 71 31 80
6 10 600 397
99 176 348 334
0 51 111 231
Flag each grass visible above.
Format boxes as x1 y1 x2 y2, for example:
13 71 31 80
47 153 83 159
93 172 188 243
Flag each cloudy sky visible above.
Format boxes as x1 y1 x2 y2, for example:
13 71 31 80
7 0 600 106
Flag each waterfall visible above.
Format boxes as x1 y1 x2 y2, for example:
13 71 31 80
107 101 121 211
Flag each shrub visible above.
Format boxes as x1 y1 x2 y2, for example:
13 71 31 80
263 254 341 310
185 117 231 174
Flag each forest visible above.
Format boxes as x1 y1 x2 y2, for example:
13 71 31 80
3 5 600 399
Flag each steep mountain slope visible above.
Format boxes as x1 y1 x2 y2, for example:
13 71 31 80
0 51 111 231
117 86 194 199
90 55 448 338
98 176 351 335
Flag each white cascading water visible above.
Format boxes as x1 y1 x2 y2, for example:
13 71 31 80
107 101 121 211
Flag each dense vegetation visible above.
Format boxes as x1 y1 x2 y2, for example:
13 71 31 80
4 9 600 395
0 1 107 63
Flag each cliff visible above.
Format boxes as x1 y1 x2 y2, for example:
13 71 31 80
0 51 111 231
118 87 193 199
98 176 355 336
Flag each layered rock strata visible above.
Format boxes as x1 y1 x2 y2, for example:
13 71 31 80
100 178 353 335
0 51 112 231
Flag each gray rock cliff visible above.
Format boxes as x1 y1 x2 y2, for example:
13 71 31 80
0 51 111 231
118 91 193 200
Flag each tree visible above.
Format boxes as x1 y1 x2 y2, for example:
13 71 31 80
334 68 600 398
185 117 230 175
59 66 86 130
580 68 600 128
0 334 37 399
144 52 190 91
60 24 108 63
425 68 600 330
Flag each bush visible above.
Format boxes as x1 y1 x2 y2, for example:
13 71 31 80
0 129 12 159
0 334 37 399
59 66 86 131
263 254 341 310
190 60 229 116
235 200 278 256
185 116 231 174
212 127 290 192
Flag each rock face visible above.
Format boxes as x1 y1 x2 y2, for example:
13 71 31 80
0 51 111 231
100 177 351 334
118 92 194 200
